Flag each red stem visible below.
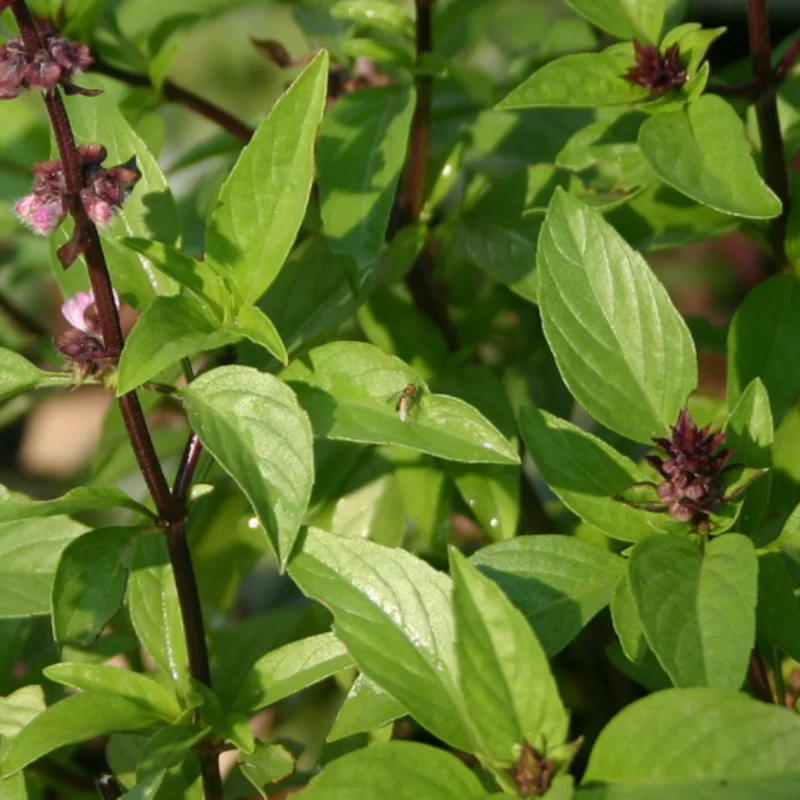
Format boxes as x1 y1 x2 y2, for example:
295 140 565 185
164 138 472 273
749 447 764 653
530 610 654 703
6 4 221 797
747 0 790 265
90 58 253 143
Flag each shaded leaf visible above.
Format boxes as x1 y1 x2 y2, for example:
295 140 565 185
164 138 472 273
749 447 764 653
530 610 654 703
301 741 485 800
472 536 625 656
628 534 757 688
638 95 782 219
182 366 314 569
51 527 138 645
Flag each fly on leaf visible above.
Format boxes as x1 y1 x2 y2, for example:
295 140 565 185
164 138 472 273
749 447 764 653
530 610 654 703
393 383 420 422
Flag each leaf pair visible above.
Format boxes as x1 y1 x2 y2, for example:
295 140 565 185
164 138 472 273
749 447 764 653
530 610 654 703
290 529 568 769
117 52 330 394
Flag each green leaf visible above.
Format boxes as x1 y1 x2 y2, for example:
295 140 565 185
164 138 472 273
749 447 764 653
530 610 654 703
44 663 181 722
0 485 153 525
727 274 800 427
318 86 415 285
606 183 737 253
582 688 800 796
610 574 647 663
638 95 782 219
0 349 45 401
117 296 239 395
787 171 800 272
205 52 328 304
628 534 757 688
51 527 138 646
0 517 88 618
450 551 568 764
232 305 288 366
119 238 228 317
497 45 651 110
471 536 626 656
301 741 485 800
564 0 666 43
330 0 415 39
328 674 407 742
282 342 519 465
289 528 473 751
721 378 773 535
357 286 448 378
520 406 683 542
58 77 181 306
127 534 189 694
182 366 314 570
0 693 164 777
437 367 520 541
756 553 800 663
233 633 353 713
239 741 295 798
538 189 697 443
135 724 208 786
0 686 45 739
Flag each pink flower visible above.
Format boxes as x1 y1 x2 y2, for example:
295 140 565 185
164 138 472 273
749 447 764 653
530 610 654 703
13 194 67 235
60 289 119 336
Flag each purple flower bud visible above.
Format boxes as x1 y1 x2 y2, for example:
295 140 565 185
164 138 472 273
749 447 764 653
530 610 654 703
80 189 116 227
647 409 735 525
623 41 687 96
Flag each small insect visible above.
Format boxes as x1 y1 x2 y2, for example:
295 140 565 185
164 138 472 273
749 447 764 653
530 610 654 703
394 383 420 422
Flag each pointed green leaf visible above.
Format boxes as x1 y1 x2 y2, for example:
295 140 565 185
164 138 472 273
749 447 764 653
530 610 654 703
756 553 800 663
120 238 227 316
582 689 800 796
283 342 519 465
629 534 757 688
117 296 239 394
564 0 667 43
0 485 153 524
331 1 415 39
639 95 782 219
182 366 314 569
0 349 45 401
206 52 329 304
239 742 295 798
51 527 138 645
233 306 288 366
721 378 773 535
301 742 485 800
289 528 473 751
538 190 697 442
498 45 651 110
727 274 800 427
328 674 407 742
520 407 684 542
128 534 189 693
0 686 45 739
450 550 568 764
0 517 88 618
233 633 353 713
44 663 181 722
472 536 626 656
318 86 415 284
610 574 647 663
1 693 163 777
